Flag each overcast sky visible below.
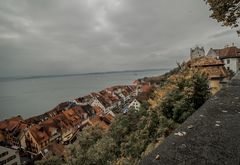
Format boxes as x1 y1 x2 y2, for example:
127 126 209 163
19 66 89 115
0 0 239 77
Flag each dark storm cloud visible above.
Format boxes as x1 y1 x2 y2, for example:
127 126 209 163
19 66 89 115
0 0 238 77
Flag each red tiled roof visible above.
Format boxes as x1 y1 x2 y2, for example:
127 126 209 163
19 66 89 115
200 66 227 79
92 106 104 115
215 46 240 58
41 118 59 136
63 109 81 126
100 90 119 103
89 116 109 130
29 124 49 144
140 84 151 93
190 56 224 67
52 114 72 130
0 116 23 132
103 113 114 122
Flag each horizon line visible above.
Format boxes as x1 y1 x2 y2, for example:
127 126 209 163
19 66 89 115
0 68 171 81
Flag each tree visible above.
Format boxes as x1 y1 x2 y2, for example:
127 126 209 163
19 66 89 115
35 156 63 165
160 71 210 123
191 72 210 110
204 0 240 35
86 137 117 165
66 126 104 165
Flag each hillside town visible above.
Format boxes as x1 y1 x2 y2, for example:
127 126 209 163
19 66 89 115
0 84 151 164
0 44 239 164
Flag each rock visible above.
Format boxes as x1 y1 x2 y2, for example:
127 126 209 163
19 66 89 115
222 110 228 113
174 131 186 136
174 132 183 136
155 154 160 160
216 121 221 124
187 125 194 129
215 124 220 127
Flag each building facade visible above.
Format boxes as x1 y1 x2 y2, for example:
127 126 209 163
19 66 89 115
207 46 240 73
0 146 21 165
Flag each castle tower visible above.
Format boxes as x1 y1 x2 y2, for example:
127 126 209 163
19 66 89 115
190 46 205 59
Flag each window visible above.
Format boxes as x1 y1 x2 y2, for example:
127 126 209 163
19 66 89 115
227 67 230 70
227 59 230 64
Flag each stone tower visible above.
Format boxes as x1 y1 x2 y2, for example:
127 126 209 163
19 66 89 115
190 46 205 59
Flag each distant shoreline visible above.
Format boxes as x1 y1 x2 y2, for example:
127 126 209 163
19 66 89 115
0 68 170 82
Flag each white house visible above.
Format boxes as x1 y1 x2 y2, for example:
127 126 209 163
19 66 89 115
190 46 205 59
128 99 141 111
207 45 240 73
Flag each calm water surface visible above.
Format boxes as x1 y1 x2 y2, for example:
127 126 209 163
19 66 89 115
0 70 168 120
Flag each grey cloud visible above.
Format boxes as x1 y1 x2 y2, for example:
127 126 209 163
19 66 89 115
0 0 238 77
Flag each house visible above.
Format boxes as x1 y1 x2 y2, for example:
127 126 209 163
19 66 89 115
40 119 61 143
25 113 50 125
91 93 112 114
99 89 120 110
46 101 76 118
52 114 74 144
74 95 94 105
25 101 76 125
0 146 21 165
139 83 151 93
190 56 228 94
89 107 114 130
207 45 240 73
190 46 205 59
62 109 82 129
12 122 28 149
80 105 95 115
0 116 28 149
25 124 50 154
71 105 94 123
128 94 149 111
128 99 141 111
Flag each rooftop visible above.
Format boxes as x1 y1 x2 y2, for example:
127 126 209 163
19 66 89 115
29 125 49 144
213 46 240 59
0 115 23 132
190 56 224 67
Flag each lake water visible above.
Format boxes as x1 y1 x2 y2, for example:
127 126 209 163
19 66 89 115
0 69 169 120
